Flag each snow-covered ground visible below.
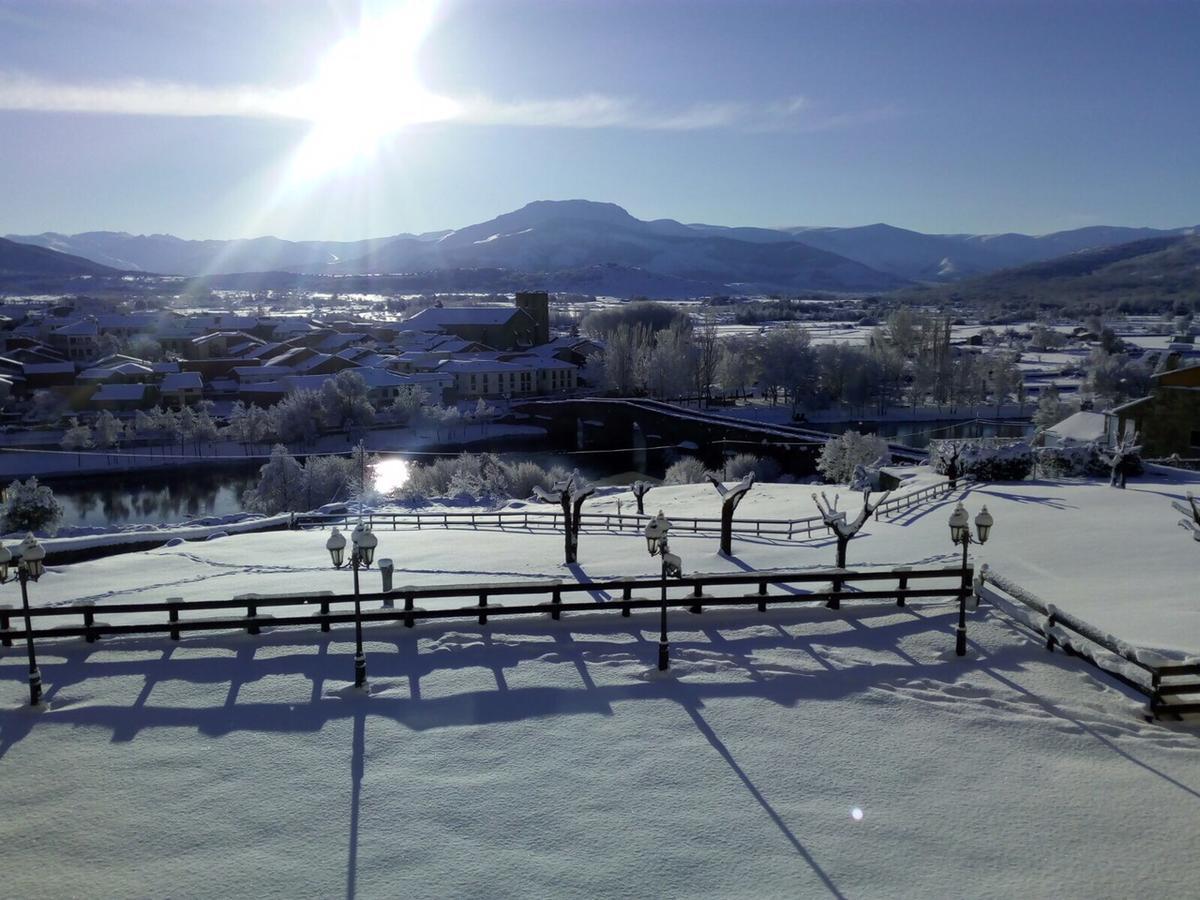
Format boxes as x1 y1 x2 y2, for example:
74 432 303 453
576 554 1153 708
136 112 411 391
4 470 1200 898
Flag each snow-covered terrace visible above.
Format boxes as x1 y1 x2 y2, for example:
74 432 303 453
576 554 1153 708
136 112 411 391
3 471 1200 897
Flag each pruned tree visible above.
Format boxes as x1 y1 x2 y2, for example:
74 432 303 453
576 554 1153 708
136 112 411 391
534 470 596 564
940 443 964 490
1174 491 1200 542
812 487 892 606
1100 429 1141 489
706 472 754 555
631 480 652 515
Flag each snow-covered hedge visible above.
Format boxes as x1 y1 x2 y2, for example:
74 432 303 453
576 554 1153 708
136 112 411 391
1034 442 1111 478
930 439 1033 481
664 457 712 485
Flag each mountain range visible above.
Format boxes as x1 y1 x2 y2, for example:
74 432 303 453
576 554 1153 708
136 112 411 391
5 199 1197 296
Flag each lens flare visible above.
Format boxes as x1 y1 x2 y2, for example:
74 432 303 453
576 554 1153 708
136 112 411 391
372 458 411 495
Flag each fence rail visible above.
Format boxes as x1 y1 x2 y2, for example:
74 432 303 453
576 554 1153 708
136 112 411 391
296 479 963 541
0 565 970 646
296 509 835 540
874 477 965 520
977 565 1200 717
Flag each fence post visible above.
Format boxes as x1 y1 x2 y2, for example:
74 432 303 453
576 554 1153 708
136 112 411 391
827 574 842 610
758 580 768 613
690 582 703 615
82 600 98 643
404 591 415 628
895 566 911 607
1150 670 1162 717
478 592 488 626
319 600 331 632
1045 613 1057 652
622 586 632 617
167 598 182 641
552 580 562 621
0 603 11 648
379 558 394 607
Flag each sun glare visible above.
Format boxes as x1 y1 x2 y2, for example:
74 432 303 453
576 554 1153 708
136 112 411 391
287 0 457 181
372 457 412 495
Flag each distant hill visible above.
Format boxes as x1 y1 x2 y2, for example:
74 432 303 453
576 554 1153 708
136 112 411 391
0 236 121 276
891 234 1200 312
7 202 1196 296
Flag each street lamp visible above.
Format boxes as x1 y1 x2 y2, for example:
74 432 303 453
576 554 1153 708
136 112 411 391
325 523 379 689
0 534 48 705
644 511 683 671
947 503 994 657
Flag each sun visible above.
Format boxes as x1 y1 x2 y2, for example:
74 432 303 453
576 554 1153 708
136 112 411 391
286 0 458 181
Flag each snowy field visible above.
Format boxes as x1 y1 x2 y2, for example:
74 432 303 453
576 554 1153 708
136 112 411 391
3 471 1200 898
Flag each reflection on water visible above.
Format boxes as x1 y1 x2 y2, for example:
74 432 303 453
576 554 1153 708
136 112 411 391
371 458 411 494
44 420 1031 530
48 467 261 529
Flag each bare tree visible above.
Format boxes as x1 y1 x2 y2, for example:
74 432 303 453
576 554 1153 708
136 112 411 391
535 470 596 564
812 487 892 607
706 472 754 556
1100 429 1141 489
631 480 652 515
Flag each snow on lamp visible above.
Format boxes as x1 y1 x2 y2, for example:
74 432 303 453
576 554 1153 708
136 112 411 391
18 534 45 580
326 527 347 568
948 503 969 544
974 506 994 544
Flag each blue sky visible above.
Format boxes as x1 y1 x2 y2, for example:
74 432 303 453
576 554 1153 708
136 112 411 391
1 0 1197 240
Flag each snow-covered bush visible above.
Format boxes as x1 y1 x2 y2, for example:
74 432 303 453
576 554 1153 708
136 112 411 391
2 477 64 535
397 454 567 502
930 439 1034 481
664 456 711 485
817 431 889 484
1034 442 1112 478
724 453 783 483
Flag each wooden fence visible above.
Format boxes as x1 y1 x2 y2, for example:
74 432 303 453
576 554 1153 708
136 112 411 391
296 478 962 541
977 565 1200 717
874 477 967 520
297 509 835 540
0 564 970 648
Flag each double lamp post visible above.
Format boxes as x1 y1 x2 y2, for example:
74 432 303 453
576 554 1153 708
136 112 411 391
948 502 993 656
326 522 379 689
0 534 48 705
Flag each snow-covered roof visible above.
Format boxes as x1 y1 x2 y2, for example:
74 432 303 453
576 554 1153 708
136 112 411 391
92 383 149 401
161 371 203 391
404 307 528 329
1045 411 1106 444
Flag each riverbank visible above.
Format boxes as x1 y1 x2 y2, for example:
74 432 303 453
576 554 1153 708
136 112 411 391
0 422 547 479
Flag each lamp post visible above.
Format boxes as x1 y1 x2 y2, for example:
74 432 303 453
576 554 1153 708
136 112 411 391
326 523 378 688
948 503 994 656
644 511 682 671
0 534 48 705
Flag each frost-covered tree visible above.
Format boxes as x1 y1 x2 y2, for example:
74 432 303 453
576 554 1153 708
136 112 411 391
60 417 94 459
817 431 890 485
319 370 375 431
1032 385 1069 428
812 487 892 587
271 390 323 446
2 477 64 535
242 445 307 514
664 456 711 485
93 410 124 455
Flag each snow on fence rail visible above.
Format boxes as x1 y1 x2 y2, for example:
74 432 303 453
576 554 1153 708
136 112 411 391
873 477 968 520
295 509 836 540
977 565 1200 717
0 565 972 675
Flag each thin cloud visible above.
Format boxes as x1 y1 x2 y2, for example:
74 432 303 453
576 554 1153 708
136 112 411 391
0 72 888 133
